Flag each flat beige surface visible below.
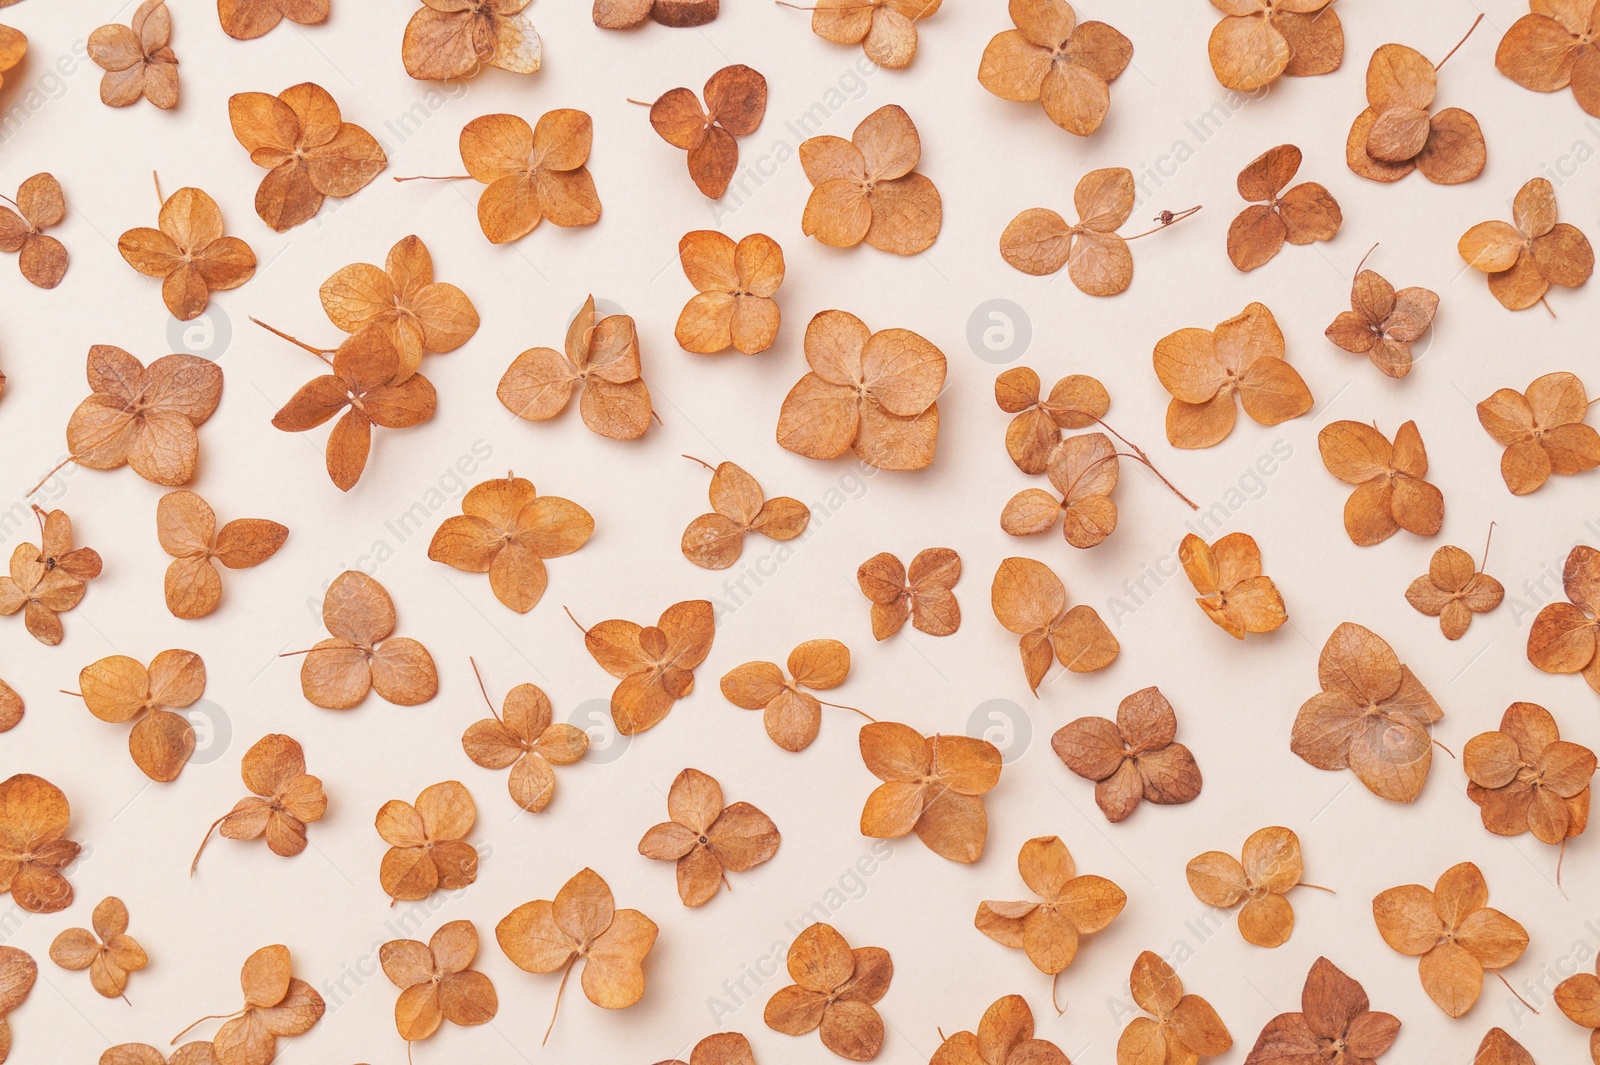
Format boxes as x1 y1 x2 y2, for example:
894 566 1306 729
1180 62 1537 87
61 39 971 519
0 0 1598 1062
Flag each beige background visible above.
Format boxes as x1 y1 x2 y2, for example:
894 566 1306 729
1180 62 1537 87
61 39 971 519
1 0 1599 1062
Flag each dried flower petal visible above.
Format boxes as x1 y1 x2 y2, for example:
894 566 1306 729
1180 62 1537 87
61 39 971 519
228 83 386 231
299 571 438 709
1317 420 1444 544
1052 687 1202 822
857 549 960 640
581 599 714 734
1459 177 1593 310
456 110 601 243
403 0 540 80
763 922 890 1060
498 295 651 439
991 556 1118 693
799 106 941 254
1227 145 1342 271
675 231 784 354
1155 302 1312 448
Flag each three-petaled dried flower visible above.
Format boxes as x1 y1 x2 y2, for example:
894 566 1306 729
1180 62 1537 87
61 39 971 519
976 836 1126 1011
764 922 891 1061
1406 538 1503 639
218 0 327 40
1155 302 1312 449
799 105 941 254
118 187 254 320
1180 532 1287 638
647 65 767 198
1291 622 1442 802
496 868 657 1043
722 639 857 752
934 994 1071 1065
428 473 593 612
1478 371 1600 494
228 83 386 231
1052 687 1202 822
1529 545 1600 693
1555 957 1600 1062
57 345 222 486
996 368 1109 474
681 458 808 569
320 234 480 382
451 110 601 244
991 556 1118 694
638 767 780 906
1227 145 1342 271
1241 957 1398 1065
157 491 287 619
1207 0 1342 91
653 1032 754 1065
75 649 204 782
578 599 715 735
1346 31 1486 184
858 721 1000 863
979 0 1132 135
1372 861 1528 1017
596 0 716 28
1497 1 1600 117
0 946 36 1064
171 944 324 1065
1325 265 1438 378
1187 826 1316 948
379 920 498 1045
1459 177 1593 310
0 506 101 646
777 309 946 470
376 781 478 904
857 548 960 639
1465 701 1594 846
1001 431 1118 548
191 733 327 875
402 0 540 81
89 0 177 109
0 173 67 288
675 231 784 354
298 571 439 709
1317 420 1444 544
498 295 651 439
49 897 147 1000
1117 951 1232 1065
798 0 938 69
463 664 588 813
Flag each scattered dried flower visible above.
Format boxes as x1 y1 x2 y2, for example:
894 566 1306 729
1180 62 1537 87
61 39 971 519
675 231 784 354
646 65 766 198
1207 0 1342 91
1466 701 1594 846
991 556 1118 694
722 639 862 752
377 781 478 904
1556 958 1600 1063
577 599 714 735
428 473 592 612
1472 1029 1536 1065
89 0 177 109
379 920 498 1045
191 733 327 875
1117 951 1232 1064
0 946 36 1065
441 109 601 244
1001 431 1118 547
100 1042 219 1064
157 491 287 619
0 506 101 646
402 0 540 80
799 105 941 254
1317 420 1444 544
1346 25 1486 184
1324 260 1438 378
790 0 938 69
218 0 327 40
1227 145 1341 271
1497 1 1600 117
764 922 890 1061
298 570 439 709
1052 687 1202 822
0 173 67 289
49 897 147 1000
857 548 960 640
859 721 1000 863
1155 302 1313 448
1241 957 1398 1065
638 768 780 906
172 944 324 1065
978 0 1132 135
681 457 808 569
1478 371 1600 494
1406 533 1503 639
497 295 651 439
228 83 385 231
118 186 254 320
463 662 588 813
1179 532 1287 638
74 649 204 782
1528 545 1600 694
596 0 716 28
1459 177 1593 310
933 993 1071 1065
0 774 79 914
1187 826 1319 948
0 22 23 92
995 368 1109 474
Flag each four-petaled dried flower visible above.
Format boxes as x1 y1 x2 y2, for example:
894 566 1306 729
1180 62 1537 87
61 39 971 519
498 295 651 439
1052 687 1202 823
76 649 204 782
1180 532 1287 638
1497 1 1600 117
0 945 35 1064
428 473 593 612
376 780 478 904
157 491 287 619
1324 268 1438 378
1555 957 1600 1063
1478 371 1600 494
320 234 480 382
0 506 101 646
299 571 439 709
933 994 1071 1065
1155 302 1312 449
1001 431 1118 548
1347 40 1485 184
1207 0 1343 91
675 231 784 354
1528 545 1600 694
595 0 716 29
857 548 960 640
1291 622 1442 803
49 897 147 1000
858 721 1000 863
1227 145 1342 271
1406 541 1503 639
1241 957 1398 1065
979 0 1132 135
496 868 658 1041
1459 176 1594 310
175 944 324 1065
777 309 946 470
463 669 588 813
118 187 254 320
61 345 222 486
648 65 767 199
456 110 601 244
218 0 327 40
191 733 327 874
804 0 938 69
228 83 386 231
1372 861 1528 1018
799 105 941 254
1117 951 1232 1065
1465 701 1595 845
1186 826 1312 948
402 0 540 81
991 556 1118 694
379 920 498 1045
1317 420 1444 544
638 767 780 906
996 368 1109 474
681 459 808 569
580 599 715 734
764 922 891 1061
722 639 854 752
89 0 177 109
0 173 67 289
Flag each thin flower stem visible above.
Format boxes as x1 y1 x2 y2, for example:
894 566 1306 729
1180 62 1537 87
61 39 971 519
152 170 164 206
1479 521 1496 573
251 318 336 363
1354 241 1379 277
1050 970 1066 1016
1433 738 1457 759
469 656 502 722
0 193 18 211
1123 204 1202 240
58 690 83 698
626 98 652 106
937 1027 948 1042
171 1009 242 1043
1298 882 1337 894
817 700 875 722
652 408 666 428
1558 837 1570 896
562 606 588 634
721 871 733 894
682 453 716 472
24 456 79 498
190 812 231 875
392 174 471 182
1435 13 1484 71
277 648 315 658
1540 295 1557 319
1492 969 1539 1013
1081 448 1199 511
543 957 577 1045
